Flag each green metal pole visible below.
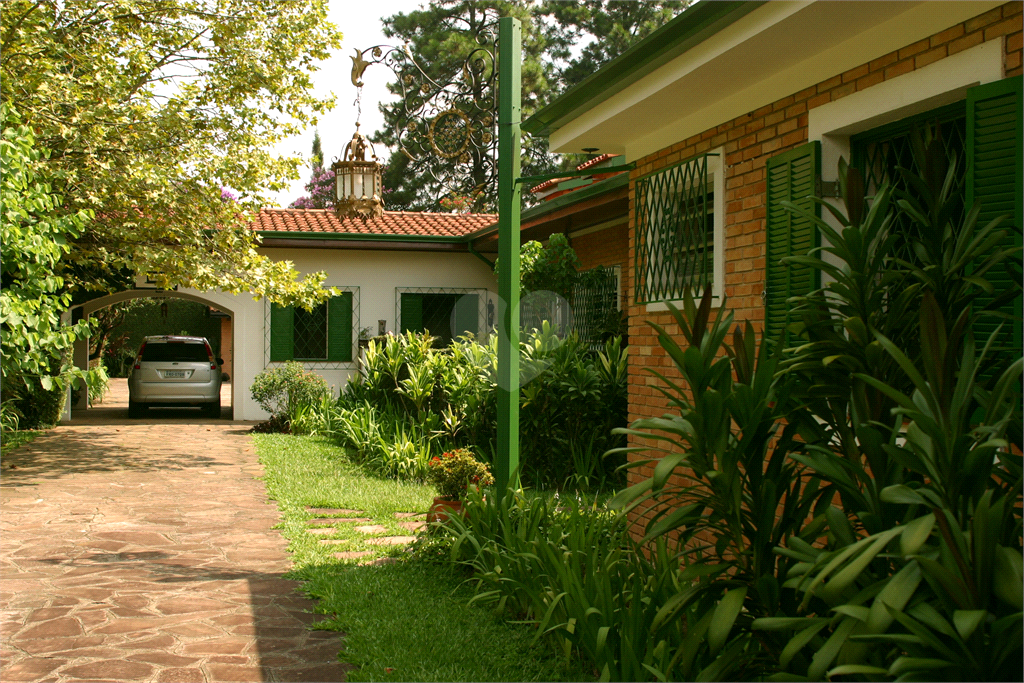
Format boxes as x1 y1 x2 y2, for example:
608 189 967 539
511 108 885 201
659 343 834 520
495 16 521 499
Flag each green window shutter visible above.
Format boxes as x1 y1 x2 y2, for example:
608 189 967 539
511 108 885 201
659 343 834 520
327 291 353 363
967 78 1022 353
453 294 479 338
401 293 423 333
269 303 294 362
765 141 820 345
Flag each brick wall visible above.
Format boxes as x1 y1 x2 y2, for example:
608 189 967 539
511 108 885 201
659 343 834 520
571 222 629 307
623 2 1022 532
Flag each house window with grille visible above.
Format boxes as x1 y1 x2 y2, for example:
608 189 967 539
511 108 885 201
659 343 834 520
293 303 328 360
398 289 483 346
570 265 621 347
269 291 354 364
635 150 724 305
852 101 968 262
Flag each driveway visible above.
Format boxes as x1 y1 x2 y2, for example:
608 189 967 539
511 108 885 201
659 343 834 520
0 382 349 682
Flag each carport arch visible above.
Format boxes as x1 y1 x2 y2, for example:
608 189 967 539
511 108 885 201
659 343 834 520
65 289 239 420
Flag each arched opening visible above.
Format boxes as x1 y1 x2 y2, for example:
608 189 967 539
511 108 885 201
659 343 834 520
65 289 238 421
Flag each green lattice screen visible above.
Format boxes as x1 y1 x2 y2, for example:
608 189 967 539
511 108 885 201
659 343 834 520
571 266 619 347
635 153 713 303
852 103 967 260
293 302 328 359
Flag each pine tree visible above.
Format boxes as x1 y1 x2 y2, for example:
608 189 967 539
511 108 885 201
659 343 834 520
371 1 688 213
311 130 324 173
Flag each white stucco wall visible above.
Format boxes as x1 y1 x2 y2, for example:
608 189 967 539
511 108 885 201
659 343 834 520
227 246 498 420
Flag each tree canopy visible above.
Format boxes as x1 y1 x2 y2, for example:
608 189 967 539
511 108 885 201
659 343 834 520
372 0 689 213
1 0 343 306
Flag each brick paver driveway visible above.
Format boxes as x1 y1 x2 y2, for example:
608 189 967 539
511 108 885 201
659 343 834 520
1 381 349 682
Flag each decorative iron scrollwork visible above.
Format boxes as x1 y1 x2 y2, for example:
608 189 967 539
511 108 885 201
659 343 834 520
347 20 499 208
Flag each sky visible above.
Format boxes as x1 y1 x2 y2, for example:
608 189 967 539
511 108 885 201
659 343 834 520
267 0 426 208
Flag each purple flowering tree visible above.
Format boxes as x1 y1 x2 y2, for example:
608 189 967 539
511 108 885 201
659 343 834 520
289 168 335 210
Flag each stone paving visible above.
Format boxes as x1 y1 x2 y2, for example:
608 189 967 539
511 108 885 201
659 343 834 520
1 380 351 682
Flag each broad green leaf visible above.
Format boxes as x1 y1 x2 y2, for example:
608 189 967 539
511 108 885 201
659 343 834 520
707 587 746 654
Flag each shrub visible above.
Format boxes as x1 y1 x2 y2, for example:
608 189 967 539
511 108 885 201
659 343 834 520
426 448 493 500
250 361 330 425
339 328 627 489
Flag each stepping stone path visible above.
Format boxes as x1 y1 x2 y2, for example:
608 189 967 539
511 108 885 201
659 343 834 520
366 536 417 547
398 521 426 532
332 552 371 561
353 525 388 535
1 410 351 683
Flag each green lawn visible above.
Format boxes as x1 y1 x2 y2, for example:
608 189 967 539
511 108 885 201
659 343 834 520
254 434 588 682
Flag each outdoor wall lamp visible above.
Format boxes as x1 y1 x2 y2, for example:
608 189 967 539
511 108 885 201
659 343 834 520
332 123 384 222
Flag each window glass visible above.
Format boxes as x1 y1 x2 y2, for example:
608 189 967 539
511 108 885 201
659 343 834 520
141 342 209 362
293 302 328 360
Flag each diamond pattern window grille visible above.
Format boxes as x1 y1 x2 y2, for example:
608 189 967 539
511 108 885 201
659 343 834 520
853 103 967 261
293 302 328 360
635 153 714 303
571 266 620 348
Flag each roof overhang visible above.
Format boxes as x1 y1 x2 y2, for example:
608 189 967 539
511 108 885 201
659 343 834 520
532 0 1003 161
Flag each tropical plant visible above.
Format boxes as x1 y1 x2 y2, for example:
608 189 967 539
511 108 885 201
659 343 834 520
343 329 627 489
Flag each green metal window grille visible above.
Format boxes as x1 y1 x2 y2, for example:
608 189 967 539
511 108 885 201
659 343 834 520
293 303 328 360
396 288 487 345
635 153 714 303
264 288 359 369
571 266 620 347
852 102 967 261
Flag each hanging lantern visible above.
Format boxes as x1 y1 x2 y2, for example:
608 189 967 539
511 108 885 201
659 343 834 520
332 123 384 221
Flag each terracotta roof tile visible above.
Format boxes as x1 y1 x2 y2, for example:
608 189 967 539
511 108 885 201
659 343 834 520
530 154 621 194
252 209 497 239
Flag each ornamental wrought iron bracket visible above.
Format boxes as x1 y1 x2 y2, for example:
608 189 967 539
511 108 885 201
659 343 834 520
348 24 500 205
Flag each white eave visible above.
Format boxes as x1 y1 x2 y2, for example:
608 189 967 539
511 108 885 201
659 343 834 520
548 1 1004 162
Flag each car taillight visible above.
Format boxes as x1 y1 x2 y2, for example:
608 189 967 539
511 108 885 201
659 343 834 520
206 342 216 369
134 343 146 370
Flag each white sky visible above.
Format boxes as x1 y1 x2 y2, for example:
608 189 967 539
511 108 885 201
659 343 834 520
267 0 426 207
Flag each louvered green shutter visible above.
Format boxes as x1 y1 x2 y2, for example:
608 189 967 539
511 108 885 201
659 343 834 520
270 303 294 362
328 291 353 363
401 293 423 333
967 78 1022 352
454 294 479 338
765 141 820 345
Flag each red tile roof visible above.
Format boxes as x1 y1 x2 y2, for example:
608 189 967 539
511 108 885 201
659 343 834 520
252 208 497 239
530 154 622 194
575 153 617 171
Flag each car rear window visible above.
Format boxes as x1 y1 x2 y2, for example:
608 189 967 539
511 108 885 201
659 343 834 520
140 342 209 363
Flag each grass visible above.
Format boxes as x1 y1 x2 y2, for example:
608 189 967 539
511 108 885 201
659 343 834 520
254 433 589 682
1 430 38 457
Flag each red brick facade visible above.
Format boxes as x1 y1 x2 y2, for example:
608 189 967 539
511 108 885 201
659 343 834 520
622 3 1023 528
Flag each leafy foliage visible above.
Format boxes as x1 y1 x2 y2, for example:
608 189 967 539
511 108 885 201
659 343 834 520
250 361 331 426
427 448 494 500
441 147 1021 681
1 0 342 307
329 330 627 489
1 103 92 388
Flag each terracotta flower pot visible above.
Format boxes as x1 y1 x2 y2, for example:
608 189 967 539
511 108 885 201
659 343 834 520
427 496 464 524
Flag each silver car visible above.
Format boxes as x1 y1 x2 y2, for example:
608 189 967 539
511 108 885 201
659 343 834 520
128 336 223 418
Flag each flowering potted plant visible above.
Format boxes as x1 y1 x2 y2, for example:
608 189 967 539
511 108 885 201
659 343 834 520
426 448 494 523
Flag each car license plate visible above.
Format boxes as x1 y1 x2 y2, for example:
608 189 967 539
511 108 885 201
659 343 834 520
164 370 187 378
